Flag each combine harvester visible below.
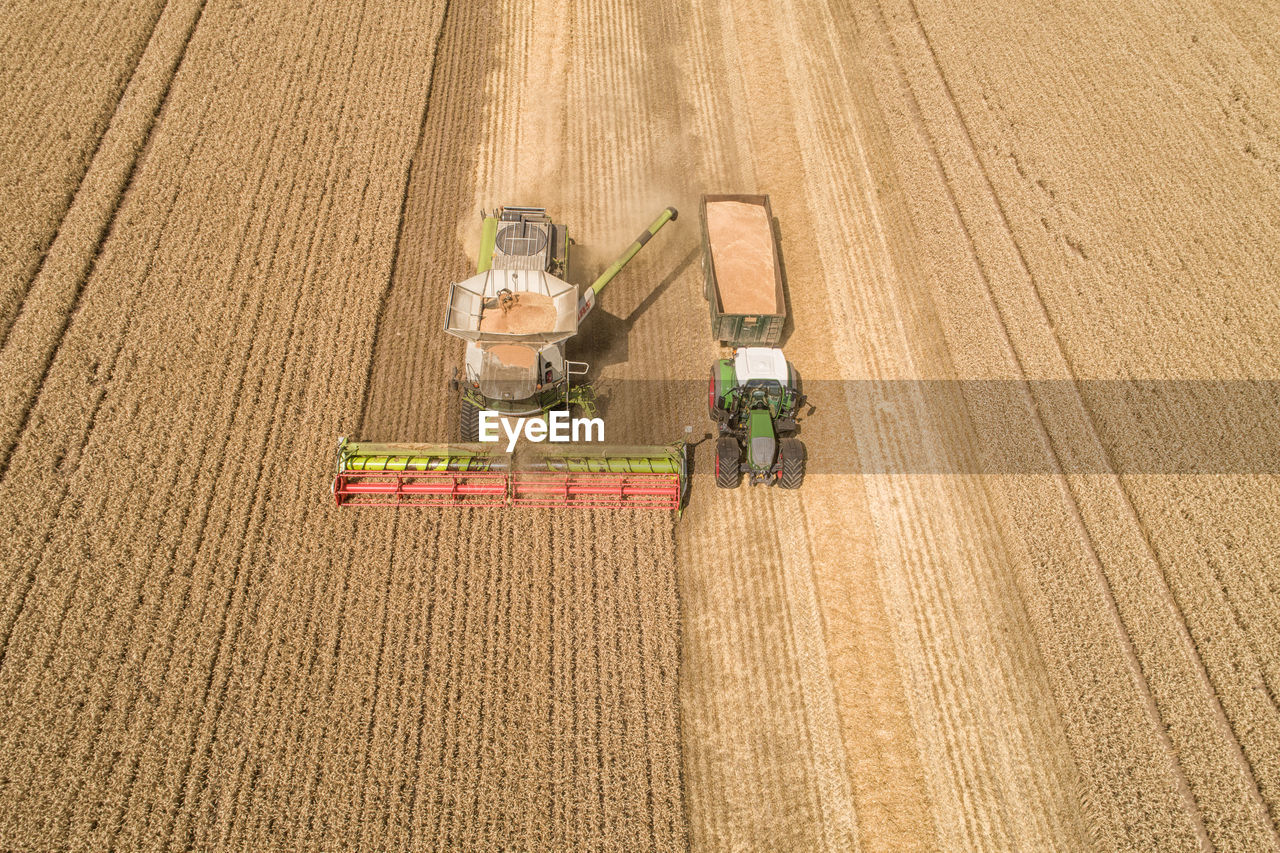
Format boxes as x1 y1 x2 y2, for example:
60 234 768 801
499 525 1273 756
334 205 685 509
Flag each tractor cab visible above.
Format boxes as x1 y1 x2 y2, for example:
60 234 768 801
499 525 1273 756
713 347 802 425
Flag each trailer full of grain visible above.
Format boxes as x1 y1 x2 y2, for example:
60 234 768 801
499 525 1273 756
700 194 786 346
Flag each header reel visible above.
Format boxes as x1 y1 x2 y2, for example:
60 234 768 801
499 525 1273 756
334 438 688 510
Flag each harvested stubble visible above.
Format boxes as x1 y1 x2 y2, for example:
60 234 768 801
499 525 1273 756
846 0 1280 848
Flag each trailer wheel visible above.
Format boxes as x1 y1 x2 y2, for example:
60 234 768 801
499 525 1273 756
778 438 806 489
715 437 741 489
460 398 480 442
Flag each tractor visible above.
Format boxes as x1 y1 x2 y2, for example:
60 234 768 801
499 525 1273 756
709 346 807 488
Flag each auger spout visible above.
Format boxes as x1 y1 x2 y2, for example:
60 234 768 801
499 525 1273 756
577 206 678 321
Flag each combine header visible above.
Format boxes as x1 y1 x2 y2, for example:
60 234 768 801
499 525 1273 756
335 204 685 510
334 439 685 508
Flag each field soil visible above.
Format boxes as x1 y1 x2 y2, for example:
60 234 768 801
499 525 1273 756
2 0 1278 851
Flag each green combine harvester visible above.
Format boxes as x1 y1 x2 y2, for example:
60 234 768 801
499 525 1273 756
446 204 676 432
335 205 686 509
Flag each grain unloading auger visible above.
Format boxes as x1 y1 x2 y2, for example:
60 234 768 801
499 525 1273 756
334 205 686 510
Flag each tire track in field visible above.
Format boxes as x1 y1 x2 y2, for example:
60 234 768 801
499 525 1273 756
164 11 393 842
753 0 1091 847
107 7 351 837
0 0 168 347
113 5 369 841
0 0 209 477
0 0 270 687
902 6 1260 817
0 0 443 847
0 77 230 839
848 0 1280 847
185 5 444 839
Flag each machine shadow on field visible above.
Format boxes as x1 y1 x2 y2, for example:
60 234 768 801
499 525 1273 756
623 247 700 330
572 246 699 386
773 216 795 348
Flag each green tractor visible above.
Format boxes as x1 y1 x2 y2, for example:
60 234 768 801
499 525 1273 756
709 347 807 488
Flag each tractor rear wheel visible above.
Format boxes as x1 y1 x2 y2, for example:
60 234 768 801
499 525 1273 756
715 437 741 489
460 398 480 442
778 438 806 489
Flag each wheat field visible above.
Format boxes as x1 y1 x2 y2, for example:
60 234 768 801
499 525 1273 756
1 0 1277 850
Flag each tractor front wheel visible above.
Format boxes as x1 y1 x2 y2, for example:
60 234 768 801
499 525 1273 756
715 437 741 489
460 398 480 442
778 438 806 489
